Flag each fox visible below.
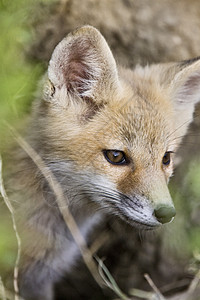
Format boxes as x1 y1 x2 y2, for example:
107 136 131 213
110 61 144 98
10 25 200 300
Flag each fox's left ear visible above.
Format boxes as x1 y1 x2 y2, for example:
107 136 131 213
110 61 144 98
169 58 200 136
46 25 120 105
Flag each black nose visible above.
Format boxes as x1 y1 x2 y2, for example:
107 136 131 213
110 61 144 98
154 205 176 224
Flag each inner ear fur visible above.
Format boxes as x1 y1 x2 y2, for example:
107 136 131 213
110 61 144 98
47 25 120 105
167 58 200 139
170 58 200 105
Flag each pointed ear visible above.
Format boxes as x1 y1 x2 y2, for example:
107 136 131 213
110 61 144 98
46 25 120 105
170 58 200 105
169 58 200 137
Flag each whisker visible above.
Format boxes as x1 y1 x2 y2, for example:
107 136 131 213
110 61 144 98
169 134 200 143
169 142 200 147
166 119 193 140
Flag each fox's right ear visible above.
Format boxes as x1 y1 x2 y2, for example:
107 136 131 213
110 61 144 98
44 26 120 106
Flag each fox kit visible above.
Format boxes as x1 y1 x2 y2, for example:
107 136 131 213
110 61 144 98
13 26 200 299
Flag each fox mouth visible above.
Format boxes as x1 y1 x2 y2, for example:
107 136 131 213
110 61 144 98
109 198 161 230
102 193 160 230
114 206 160 230
87 186 161 229
118 212 161 230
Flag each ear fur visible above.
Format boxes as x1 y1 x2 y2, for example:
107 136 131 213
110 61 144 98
47 25 119 105
168 58 200 137
170 58 200 106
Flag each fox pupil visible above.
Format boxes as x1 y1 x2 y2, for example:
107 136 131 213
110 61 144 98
162 152 171 166
103 150 127 165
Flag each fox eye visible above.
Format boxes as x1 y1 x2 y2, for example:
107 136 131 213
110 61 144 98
162 152 171 166
103 150 128 165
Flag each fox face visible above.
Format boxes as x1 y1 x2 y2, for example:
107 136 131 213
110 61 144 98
37 26 200 229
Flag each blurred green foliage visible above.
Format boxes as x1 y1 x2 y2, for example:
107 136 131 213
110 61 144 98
183 161 200 251
166 160 200 260
0 0 50 282
0 0 44 149
0 207 16 274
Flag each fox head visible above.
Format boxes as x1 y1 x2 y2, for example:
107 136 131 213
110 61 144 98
38 26 200 229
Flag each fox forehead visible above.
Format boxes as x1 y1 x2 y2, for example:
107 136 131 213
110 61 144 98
84 73 174 147
58 75 175 168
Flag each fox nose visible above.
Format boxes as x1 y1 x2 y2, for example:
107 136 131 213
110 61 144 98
154 205 176 224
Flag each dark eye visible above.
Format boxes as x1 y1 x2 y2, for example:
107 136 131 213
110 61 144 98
103 150 128 165
162 152 171 166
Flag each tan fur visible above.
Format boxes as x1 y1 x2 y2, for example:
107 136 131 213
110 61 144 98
12 26 200 300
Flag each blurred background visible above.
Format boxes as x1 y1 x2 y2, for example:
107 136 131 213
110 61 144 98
0 0 44 286
0 0 200 298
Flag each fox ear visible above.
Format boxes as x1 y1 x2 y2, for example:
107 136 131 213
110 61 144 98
169 58 200 137
46 25 119 105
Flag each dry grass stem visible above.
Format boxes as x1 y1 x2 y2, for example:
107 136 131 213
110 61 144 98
130 288 156 299
0 284 24 300
0 275 6 300
187 269 200 295
144 274 166 300
96 256 131 300
0 155 21 300
8 126 103 288
90 231 110 255
159 279 190 294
